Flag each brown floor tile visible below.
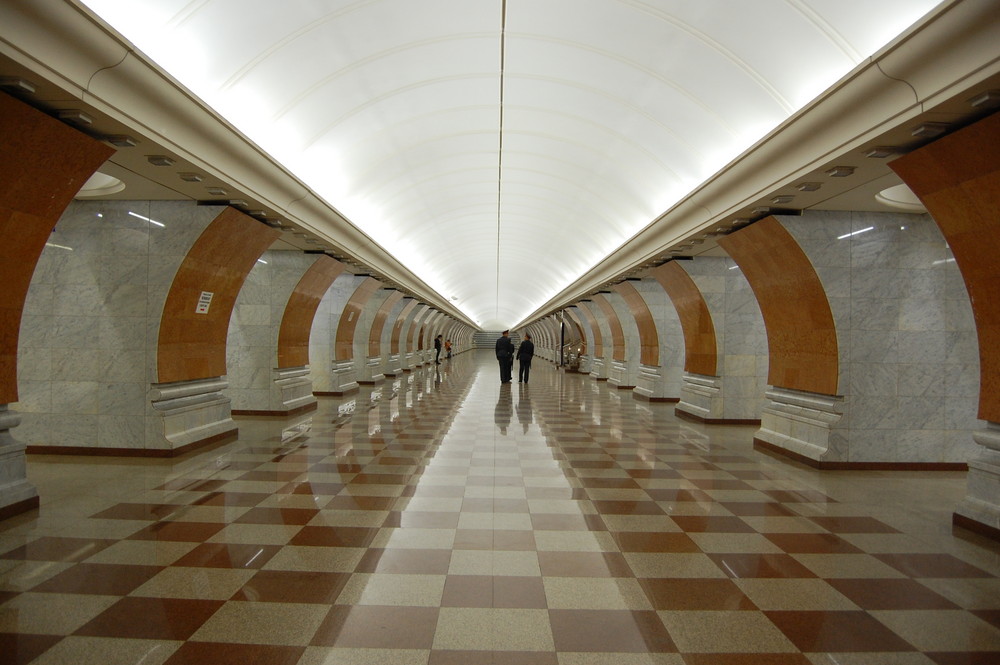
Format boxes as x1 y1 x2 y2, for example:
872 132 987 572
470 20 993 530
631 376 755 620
349 473 409 485
645 488 714 502
639 577 757 610
613 531 700 553
89 503 176 521
162 641 304 665
429 651 558 665
354 548 453 574
453 529 537 551
671 516 755 533
235 507 319 525
626 468 684 479
0 537 116 563
127 521 227 543
682 655 811 665
765 533 863 554
74 596 223 639
537 551 632 577
591 500 666 516
278 481 346 496
529 514 605 531
578 477 642 489
383 511 461 528
765 610 916 652
708 553 818 579
311 605 439 648
874 554 993 578
30 563 162 595
808 516 901 533
239 470 304 482
524 487 589 500
971 609 1000 630
289 526 379 548
927 653 1000 665
762 490 836 503
193 492 271 507
171 543 281 569
0 633 63 665
326 495 397 511
687 478 755 491
440 575 547 609
828 578 961 609
233 570 350 603
721 502 797 517
548 609 677 652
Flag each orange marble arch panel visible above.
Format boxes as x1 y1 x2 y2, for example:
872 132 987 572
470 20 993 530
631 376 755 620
407 306 431 353
334 277 381 361
590 294 626 362
391 299 418 355
565 308 587 350
0 94 114 402
890 111 1000 421
650 262 717 376
718 217 838 396
574 303 603 357
368 290 404 357
158 208 281 383
277 256 345 368
613 281 659 367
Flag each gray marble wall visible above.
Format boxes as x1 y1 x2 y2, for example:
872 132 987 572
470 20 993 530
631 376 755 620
16 200 223 451
630 278 684 400
309 273 367 393
776 210 980 463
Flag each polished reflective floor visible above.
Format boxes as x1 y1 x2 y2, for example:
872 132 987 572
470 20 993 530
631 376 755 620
2 351 1000 664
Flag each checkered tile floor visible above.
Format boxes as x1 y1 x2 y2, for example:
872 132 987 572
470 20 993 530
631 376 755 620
2 351 999 664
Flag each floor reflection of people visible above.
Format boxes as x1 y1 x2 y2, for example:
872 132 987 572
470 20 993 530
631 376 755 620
494 383 512 434
516 385 533 433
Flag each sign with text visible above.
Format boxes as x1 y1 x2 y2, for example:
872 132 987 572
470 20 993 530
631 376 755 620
196 291 214 314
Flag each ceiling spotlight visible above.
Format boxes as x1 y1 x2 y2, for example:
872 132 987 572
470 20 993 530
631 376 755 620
280 225 294 232
247 210 267 217
910 122 949 138
0 77 36 93
864 146 897 159
669 249 684 254
146 155 175 167
969 90 1000 109
688 238 705 245
178 173 203 182
57 109 93 126
796 182 822 192
205 187 228 196
731 218 750 226
750 206 772 215
227 199 248 207
771 195 794 204
824 166 855 177
104 134 137 147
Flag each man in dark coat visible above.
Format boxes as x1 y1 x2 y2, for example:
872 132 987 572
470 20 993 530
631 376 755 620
495 330 515 384
434 334 442 364
516 333 535 384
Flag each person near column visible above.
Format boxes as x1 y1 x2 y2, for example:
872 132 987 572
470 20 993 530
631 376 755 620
517 333 535 384
495 330 515 384
445 339 452 359
434 334 443 364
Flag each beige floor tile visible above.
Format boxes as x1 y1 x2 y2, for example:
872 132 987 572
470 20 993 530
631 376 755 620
657 610 798 653
734 578 860 610
129 566 255 600
371 528 456 550
805 653 936 665
206 523 303 545
740 516 829 533
791 553 908 578
263 545 367 573
83 540 198 566
191 600 329 645
543 576 652 610
687 532 785 554
918 577 1000 609
623 553 728 579
534 530 617 552
447 549 541 576
29 636 182 665
527 500 593 515
599 515 679 533
298 646 430 665
336 573 445 606
557 654 685 665
308 511 388 528
0 560 75 592
432 607 554 651
870 609 1000 651
0 592 119 634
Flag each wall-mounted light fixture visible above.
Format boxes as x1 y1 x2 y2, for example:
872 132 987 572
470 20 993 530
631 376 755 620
146 155 175 166
824 166 855 177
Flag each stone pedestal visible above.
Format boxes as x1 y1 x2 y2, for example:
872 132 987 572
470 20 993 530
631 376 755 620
272 366 316 415
327 359 358 395
590 357 609 381
609 359 637 390
358 356 385 385
0 406 39 519
384 353 403 377
677 373 723 421
954 422 1000 538
754 387 846 465
147 377 237 454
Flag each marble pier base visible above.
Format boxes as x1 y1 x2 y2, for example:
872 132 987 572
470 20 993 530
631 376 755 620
358 356 385 385
954 422 1000 540
0 406 39 518
384 354 403 377
590 358 609 381
754 387 846 466
271 366 316 415
633 364 666 401
320 360 358 396
676 373 724 421
608 360 635 390
148 378 238 455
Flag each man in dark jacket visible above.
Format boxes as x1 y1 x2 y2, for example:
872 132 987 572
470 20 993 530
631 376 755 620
434 334 442 364
516 333 535 384
495 330 515 384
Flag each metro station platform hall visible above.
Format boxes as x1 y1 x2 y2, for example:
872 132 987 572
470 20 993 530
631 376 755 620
3 0 1000 663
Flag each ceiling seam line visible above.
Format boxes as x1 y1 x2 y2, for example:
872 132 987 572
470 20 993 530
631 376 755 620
497 0 507 323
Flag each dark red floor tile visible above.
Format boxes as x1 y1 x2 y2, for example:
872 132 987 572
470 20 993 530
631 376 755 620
807 516 900 533
162 642 304 665
764 533 863 554
289 526 379 548
644 488 713 502
613 531 700 553
972 609 1000 630
720 502 797 517
89 503 177 521
537 551 632 577
127 521 226 543
325 495 397 511
29 563 162 595
311 605 439 648
873 553 993 578
0 633 63 665
0 537 116 562
192 492 270 507
762 490 837 503
827 578 960 609
235 507 319 525
639 577 757 610
765 610 916 652
238 470 304 482
354 548 452 574
74 597 223 639
578 477 642 489
682 655 811 665
687 478 755 491
548 609 677 652
232 570 350 603
708 553 817 578
429 651 558 665
671 515 755 533
927 652 1000 665
171 543 281 569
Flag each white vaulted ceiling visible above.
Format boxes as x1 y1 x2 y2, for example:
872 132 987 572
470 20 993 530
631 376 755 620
78 0 942 329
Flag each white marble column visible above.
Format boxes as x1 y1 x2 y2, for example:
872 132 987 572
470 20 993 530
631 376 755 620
0 406 38 517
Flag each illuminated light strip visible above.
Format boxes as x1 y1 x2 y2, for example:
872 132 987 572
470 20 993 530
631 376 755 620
128 211 165 227
44 242 73 251
932 258 956 265
257 258 268 264
836 226 874 240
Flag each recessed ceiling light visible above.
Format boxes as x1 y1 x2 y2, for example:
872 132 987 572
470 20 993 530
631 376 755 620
771 195 794 204
179 173 203 182
206 187 228 196
864 146 897 158
0 77 36 93
968 90 1000 109
796 182 821 192
57 109 93 126
910 122 948 138
146 155 175 166
105 134 137 147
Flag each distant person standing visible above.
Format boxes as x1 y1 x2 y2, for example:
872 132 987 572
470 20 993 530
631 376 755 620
495 330 515 384
445 339 452 359
434 334 443 364
517 333 535 384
